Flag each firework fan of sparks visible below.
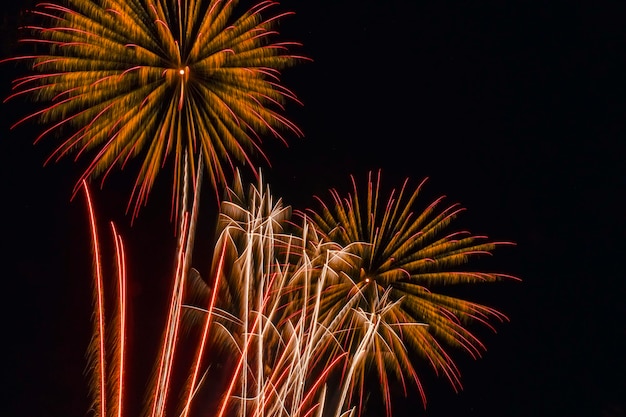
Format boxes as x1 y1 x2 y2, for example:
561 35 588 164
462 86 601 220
4 0 307 219
188 171 359 417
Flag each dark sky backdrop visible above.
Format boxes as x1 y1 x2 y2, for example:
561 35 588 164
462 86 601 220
1 1 625 417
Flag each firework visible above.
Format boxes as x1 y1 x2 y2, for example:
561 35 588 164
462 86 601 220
184 170 359 417
77 168 518 417
80 168 360 417
5 0 306 218
297 170 520 416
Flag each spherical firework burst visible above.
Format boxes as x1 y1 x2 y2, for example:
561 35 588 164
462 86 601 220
5 0 306 218
298 170 519 416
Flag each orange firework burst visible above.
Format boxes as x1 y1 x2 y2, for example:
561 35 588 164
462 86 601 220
297 170 520 416
5 0 306 218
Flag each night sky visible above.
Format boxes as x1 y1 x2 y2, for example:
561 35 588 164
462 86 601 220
1 1 625 417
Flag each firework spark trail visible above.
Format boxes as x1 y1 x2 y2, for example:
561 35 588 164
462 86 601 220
252 246 331 417
179 154 223 417
83 180 107 417
110 222 127 417
274 250 357 417
334 311 380 417
180 241 227 417
148 153 205 417
149 210 190 417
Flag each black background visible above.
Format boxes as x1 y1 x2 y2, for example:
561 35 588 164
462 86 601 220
1 1 625 416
